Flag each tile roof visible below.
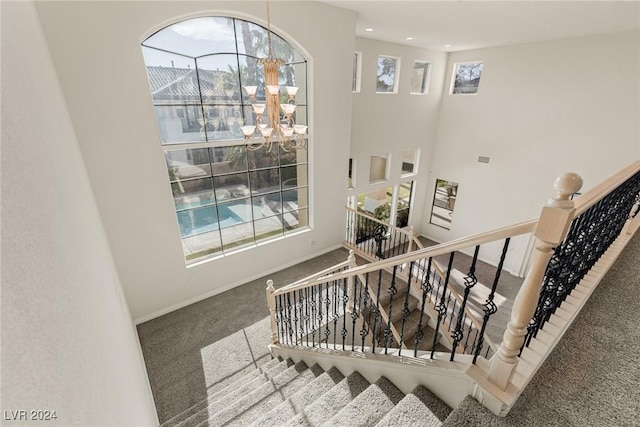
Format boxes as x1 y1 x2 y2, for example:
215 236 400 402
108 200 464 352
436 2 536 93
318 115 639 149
146 66 230 101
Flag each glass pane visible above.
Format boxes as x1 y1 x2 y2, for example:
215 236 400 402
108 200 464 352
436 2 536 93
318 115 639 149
253 192 282 217
411 61 430 94
430 179 458 229
283 208 308 231
210 146 247 175
396 181 414 228
213 172 250 201
254 215 283 241
377 56 398 93
281 164 308 189
172 178 216 210
401 149 417 175
183 230 222 262
197 55 241 104
201 104 243 141
280 145 307 166
142 47 199 104
282 188 308 211
144 17 237 57
220 222 255 251
218 198 253 228
292 105 308 126
452 63 483 94
357 187 393 221
250 169 281 195
176 205 218 238
153 105 205 144
235 20 269 57
165 148 211 181
279 63 307 105
238 56 267 102
248 145 280 169
369 155 388 183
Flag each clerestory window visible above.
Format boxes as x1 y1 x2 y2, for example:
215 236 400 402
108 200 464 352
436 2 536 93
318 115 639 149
141 16 309 264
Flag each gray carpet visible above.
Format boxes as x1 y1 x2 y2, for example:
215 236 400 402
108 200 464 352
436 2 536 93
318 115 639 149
444 231 640 426
137 248 350 424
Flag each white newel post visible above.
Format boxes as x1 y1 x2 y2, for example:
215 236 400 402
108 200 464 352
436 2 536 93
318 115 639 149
488 172 583 390
266 280 278 345
347 250 357 312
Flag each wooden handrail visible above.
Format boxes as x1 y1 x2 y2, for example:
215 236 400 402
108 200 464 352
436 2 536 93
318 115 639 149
274 219 536 296
574 160 640 216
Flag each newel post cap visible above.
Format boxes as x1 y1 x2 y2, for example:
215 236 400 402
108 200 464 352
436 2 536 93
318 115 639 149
266 279 275 292
549 172 583 208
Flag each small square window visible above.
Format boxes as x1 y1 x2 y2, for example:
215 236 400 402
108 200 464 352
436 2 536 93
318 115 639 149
451 62 483 95
401 149 419 176
376 56 400 94
411 61 430 94
352 51 362 93
369 154 389 183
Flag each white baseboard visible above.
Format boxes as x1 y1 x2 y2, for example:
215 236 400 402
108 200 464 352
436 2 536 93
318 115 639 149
134 243 344 324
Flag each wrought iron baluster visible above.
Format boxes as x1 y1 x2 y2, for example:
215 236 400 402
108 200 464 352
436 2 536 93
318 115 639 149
384 266 399 354
450 245 479 360
431 252 455 359
342 278 349 350
332 280 338 349
286 293 293 345
414 258 433 357
293 290 299 345
372 270 383 353
463 322 474 354
474 238 510 363
361 272 371 350
351 277 361 351
310 285 317 347
304 287 310 344
275 294 282 344
398 261 415 356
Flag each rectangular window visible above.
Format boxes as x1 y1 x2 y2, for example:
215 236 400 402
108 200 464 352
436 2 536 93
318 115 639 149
352 51 362 93
451 62 483 95
348 158 355 189
369 154 389 183
396 181 414 228
430 179 458 230
357 187 393 220
411 61 430 94
401 149 419 176
376 55 400 94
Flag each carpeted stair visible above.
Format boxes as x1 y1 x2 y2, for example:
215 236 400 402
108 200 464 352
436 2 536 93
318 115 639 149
161 357 452 427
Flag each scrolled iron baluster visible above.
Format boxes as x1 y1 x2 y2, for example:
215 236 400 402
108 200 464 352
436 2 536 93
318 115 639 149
371 270 384 352
398 261 415 356
384 266 399 354
431 252 455 359
414 258 433 357
342 278 349 350
360 273 371 350
351 277 361 351
332 280 338 349
473 237 510 363
293 290 299 345
450 245 480 361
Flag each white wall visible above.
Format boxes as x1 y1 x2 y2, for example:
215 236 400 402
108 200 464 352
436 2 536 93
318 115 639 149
424 31 640 268
34 1 356 321
349 37 448 228
1 2 158 425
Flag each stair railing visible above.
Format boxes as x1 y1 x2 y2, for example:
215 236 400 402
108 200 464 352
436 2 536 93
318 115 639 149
345 207 501 358
267 217 536 361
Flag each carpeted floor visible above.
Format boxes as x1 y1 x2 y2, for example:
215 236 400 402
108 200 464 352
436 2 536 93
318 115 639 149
137 248 351 424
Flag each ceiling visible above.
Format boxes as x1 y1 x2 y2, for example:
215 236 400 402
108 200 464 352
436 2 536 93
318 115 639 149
320 1 640 52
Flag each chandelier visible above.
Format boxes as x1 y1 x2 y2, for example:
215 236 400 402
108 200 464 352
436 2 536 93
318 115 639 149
241 1 307 152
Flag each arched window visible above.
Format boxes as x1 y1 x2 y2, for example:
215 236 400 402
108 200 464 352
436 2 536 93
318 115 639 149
142 17 309 263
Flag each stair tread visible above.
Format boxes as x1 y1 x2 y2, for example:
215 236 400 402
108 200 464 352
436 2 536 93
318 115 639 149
376 385 452 427
212 362 325 427
161 357 282 426
285 372 370 426
384 294 419 323
323 376 405 427
174 359 293 427
248 367 345 427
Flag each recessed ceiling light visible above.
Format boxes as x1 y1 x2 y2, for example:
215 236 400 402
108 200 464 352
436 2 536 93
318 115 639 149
406 37 414 41
444 44 452 48
365 28 374 32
